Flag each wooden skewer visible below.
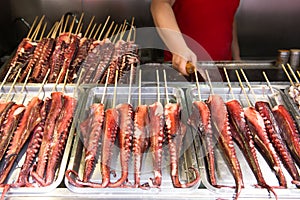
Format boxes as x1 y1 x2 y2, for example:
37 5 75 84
83 16 95 38
0 67 13 91
138 69 142 106
53 67 65 92
75 12 84 35
133 26 136 43
37 69 50 99
93 23 102 40
126 17 135 42
68 16 76 37
98 16 110 41
88 23 97 39
163 69 169 103
194 69 202 101
78 23 83 35
287 63 300 83
223 67 235 100
63 15 70 33
205 70 214 95
119 25 128 41
46 22 58 38
39 22 47 41
109 24 118 41
156 70 160 103
101 68 110 104
32 15 45 41
112 70 119 108
297 71 300 80
5 68 22 102
127 63 134 104
74 68 84 98
112 24 123 43
240 69 257 102
104 21 115 40
21 67 32 93
59 15 64 34
62 69 69 94
51 20 62 39
282 64 295 86
27 16 39 38
236 70 252 107
262 71 280 105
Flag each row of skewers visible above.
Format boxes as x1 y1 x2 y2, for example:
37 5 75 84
2 14 139 85
65 69 200 189
0 72 77 200
188 68 300 200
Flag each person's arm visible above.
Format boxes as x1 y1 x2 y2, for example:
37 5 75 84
151 0 196 75
231 18 241 60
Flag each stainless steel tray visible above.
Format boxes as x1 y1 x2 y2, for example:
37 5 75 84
65 86 200 194
0 84 80 194
186 84 300 199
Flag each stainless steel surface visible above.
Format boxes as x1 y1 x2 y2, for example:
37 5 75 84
186 85 300 199
0 84 78 195
65 86 200 193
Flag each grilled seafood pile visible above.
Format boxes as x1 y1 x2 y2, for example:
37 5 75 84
188 91 300 199
0 92 77 199
65 100 200 189
2 15 139 85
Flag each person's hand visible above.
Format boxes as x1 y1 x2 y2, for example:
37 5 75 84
171 48 197 76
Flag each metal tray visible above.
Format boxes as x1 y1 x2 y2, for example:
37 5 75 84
65 85 200 194
0 84 80 194
186 84 300 199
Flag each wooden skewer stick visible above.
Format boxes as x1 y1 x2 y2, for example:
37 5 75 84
27 16 39 38
163 69 169 103
51 20 62 39
156 69 160 103
119 25 128 41
112 70 119 108
5 68 22 102
73 68 85 98
126 17 135 42
59 15 64 34
101 68 110 104
240 69 257 102
282 64 295 86
138 69 142 106
21 67 32 93
78 23 83 35
223 67 235 100
88 23 97 39
39 22 47 41
287 63 300 83
236 70 252 107
104 21 115 40
75 12 84 35
262 71 280 105
63 15 70 33
46 22 58 38
297 71 300 80
98 16 111 41
62 69 69 94
128 63 134 104
83 16 95 38
194 69 202 101
93 23 102 40
0 67 13 91
133 26 136 43
109 24 118 41
112 24 123 43
205 70 214 95
37 69 50 99
31 15 45 41
69 16 76 34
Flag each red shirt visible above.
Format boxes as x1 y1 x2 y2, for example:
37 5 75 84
165 0 240 61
